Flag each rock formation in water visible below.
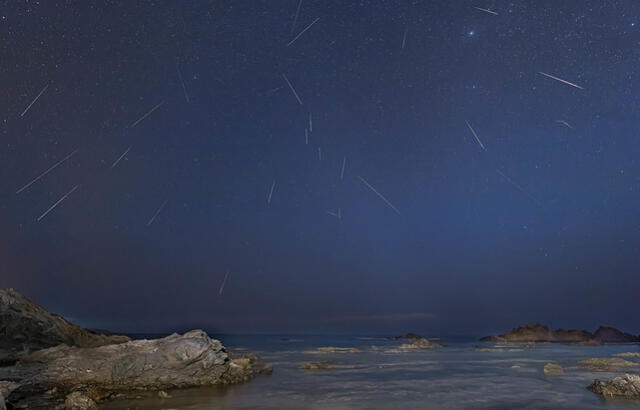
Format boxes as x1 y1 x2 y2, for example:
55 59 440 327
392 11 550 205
480 324 639 344
577 357 640 371
588 374 640 398
399 337 441 349
543 363 564 375
0 288 130 365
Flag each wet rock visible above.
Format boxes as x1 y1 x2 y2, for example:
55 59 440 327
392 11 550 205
399 337 441 349
0 288 129 365
475 347 523 352
63 391 98 410
578 357 640 371
300 361 333 370
0 381 19 398
587 374 640 398
157 390 171 399
543 363 564 375
223 353 273 383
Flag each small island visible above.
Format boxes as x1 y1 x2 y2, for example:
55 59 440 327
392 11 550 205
480 324 640 344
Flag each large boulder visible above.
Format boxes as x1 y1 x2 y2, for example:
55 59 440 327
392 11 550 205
0 289 130 365
20 330 237 391
588 374 640 398
4 330 268 408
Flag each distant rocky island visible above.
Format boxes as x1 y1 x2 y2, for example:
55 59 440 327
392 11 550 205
0 288 271 409
480 324 640 344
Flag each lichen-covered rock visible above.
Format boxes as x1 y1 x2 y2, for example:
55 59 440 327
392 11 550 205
63 391 98 410
543 363 564 375
0 288 129 365
578 358 640 371
587 374 640 398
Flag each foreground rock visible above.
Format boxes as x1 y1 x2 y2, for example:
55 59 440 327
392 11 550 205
0 288 130 365
588 374 640 398
578 357 640 371
480 324 639 344
3 330 270 408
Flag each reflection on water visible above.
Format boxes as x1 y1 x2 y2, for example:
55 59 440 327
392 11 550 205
103 335 640 409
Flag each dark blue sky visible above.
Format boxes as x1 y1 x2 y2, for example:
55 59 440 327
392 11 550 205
1 0 639 335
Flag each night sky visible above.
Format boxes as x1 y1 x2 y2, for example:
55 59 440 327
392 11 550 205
1 1 639 335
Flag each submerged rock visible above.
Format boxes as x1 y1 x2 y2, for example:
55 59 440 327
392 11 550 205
393 333 422 340
480 324 639 345
578 357 640 371
0 288 130 365
304 347 361 354
543 363 564 375
300 361 333 370
588 374 640 398
475 347 523 352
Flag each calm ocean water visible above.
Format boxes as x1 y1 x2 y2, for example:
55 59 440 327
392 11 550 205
102 334 640 410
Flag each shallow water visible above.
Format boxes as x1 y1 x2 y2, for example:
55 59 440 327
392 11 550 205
102 335 640 410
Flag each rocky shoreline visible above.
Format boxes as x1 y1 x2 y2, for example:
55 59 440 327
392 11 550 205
0 289 271 409
2 289 639 408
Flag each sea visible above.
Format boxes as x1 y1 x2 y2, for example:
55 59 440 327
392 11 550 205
102 334 640 410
